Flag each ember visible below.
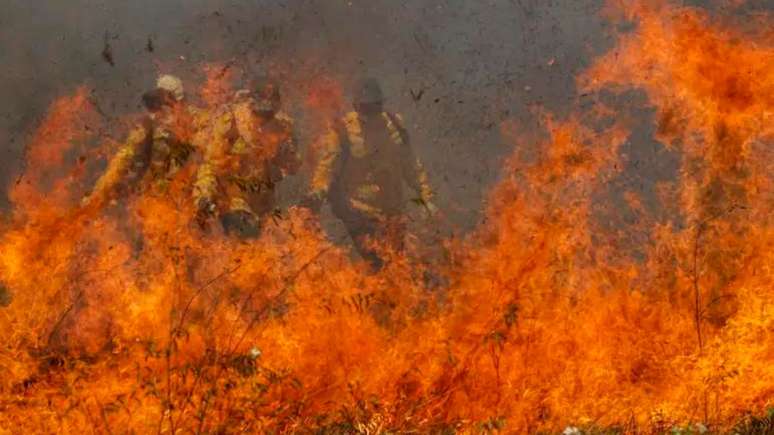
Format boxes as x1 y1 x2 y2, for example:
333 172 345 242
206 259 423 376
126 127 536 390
0 1 772 433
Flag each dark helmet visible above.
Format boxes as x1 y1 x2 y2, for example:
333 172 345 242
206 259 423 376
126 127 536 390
353 77 384 106
142 88 176 112
252 79 281 115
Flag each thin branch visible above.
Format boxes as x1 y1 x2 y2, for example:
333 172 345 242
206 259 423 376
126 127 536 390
690 203 744 353
46 290 84 346
195 247 331 433
692 223 704 352
175 263 242 336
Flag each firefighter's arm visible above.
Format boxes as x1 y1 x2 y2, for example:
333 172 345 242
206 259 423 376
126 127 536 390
193 110 230 212
273 114 302 177
192 160 217 227
309 122 342 198
193 152 217 212
389 113 436 213
82 123 149 209
232 101 257 150
193 159 217 211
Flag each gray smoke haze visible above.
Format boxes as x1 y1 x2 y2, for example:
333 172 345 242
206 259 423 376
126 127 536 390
0 0 769 234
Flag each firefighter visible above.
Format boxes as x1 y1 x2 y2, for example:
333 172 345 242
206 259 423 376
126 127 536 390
194 80 300 238
83 75 206 209
306 77 437 269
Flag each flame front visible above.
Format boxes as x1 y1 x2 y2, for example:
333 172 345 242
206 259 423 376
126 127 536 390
0 2 773 433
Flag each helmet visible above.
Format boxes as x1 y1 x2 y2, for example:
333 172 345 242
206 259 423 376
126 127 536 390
253 80 281 115
142 88 176 112
156 74 184 101
353 77 383 106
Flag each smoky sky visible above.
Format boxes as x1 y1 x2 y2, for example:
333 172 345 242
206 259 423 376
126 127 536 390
0 0 768 233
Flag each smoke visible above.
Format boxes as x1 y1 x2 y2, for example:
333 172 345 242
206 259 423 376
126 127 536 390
0 0 768 228
0 0 611 222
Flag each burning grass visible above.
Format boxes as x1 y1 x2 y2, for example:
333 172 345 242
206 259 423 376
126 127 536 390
0 1 773 433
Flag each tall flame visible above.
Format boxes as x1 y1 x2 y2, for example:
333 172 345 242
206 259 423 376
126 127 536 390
0 2 772 433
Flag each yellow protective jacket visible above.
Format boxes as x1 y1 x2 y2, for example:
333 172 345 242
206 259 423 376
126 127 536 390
193 102 299 216
85 121 151 208
84 104 207 208
311 111 433 218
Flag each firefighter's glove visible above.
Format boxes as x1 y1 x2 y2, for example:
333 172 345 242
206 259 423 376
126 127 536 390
195 197 217 230
221 210 260 239
424 201 439 218
301 191 325 213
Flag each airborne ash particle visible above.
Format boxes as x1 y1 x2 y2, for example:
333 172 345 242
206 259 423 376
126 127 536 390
0 284 11 307
101 32 115 66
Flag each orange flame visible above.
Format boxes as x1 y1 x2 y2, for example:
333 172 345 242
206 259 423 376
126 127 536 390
1 3 773 433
